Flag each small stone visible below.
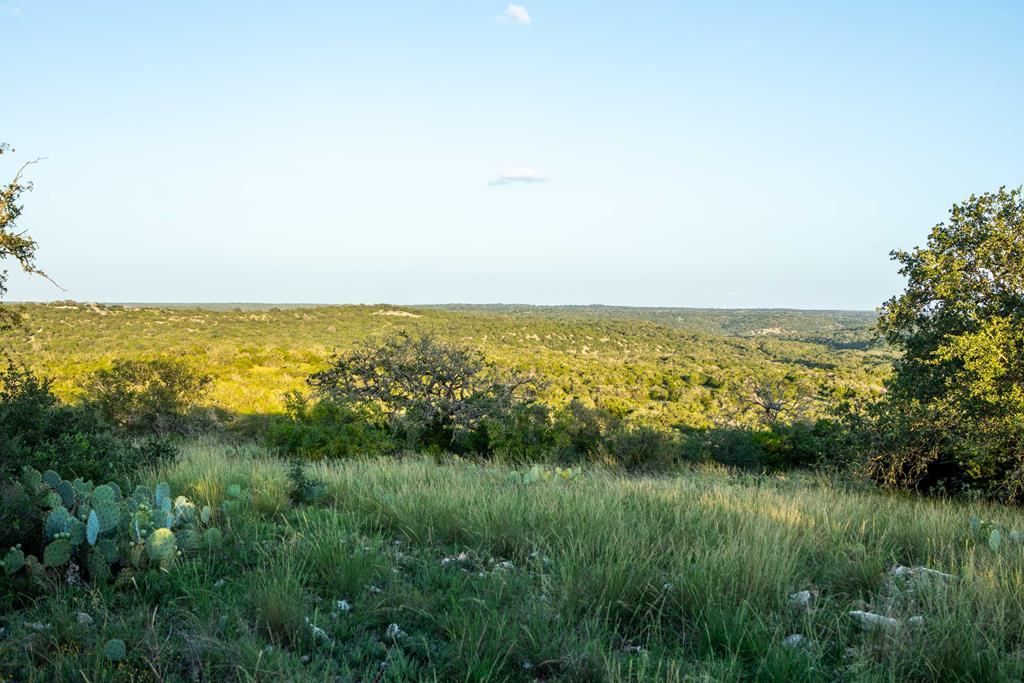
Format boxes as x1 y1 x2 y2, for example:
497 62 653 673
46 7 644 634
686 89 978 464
336 599 352 613
385 623 406 639
907 615 925 627
788 590 813 610
890 566 953 581
75 612 93 626
782 634 808 648
368 585 382 594
213 579 226 588
849 610 900 631
300 655 311 664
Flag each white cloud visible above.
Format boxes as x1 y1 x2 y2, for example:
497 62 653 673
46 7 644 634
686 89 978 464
491 167 546 186
497 4 531 24
0 5 23 17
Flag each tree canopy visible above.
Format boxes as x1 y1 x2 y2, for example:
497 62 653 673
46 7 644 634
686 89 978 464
874 186 1024 498
0 142 46 332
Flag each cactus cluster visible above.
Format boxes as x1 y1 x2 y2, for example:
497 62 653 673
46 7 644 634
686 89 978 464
0 466 228 584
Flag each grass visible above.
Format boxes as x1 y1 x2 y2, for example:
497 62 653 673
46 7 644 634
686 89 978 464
4 440 1024 681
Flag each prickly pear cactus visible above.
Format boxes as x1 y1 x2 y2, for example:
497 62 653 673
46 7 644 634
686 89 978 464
45 507 72 539
57 480 77 508
203 527 223 550
155 482 171 508
2 546 26 575
21 466 43 493
43 536 72 568
67 518 86 546
146 528 178 562
2 467 226 587
104 639 126 662
42 469 62 488
87 548 112 584
86 510 100 546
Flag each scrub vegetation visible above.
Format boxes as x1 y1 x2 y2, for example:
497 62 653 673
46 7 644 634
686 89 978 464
4 142 1024 680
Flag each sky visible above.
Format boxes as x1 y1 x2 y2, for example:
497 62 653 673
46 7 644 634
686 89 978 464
2 1 1022 309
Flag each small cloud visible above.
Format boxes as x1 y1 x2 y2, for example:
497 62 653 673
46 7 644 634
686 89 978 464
491 167 546 186
497 4 531 24
0 5 23 17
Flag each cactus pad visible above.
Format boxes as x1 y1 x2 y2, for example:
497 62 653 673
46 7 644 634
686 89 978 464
45 507 72 539
21 466 43 493
57 480 77 508
103 639 126 662
146 528 177 562
2 546 26 575
43 537 72 567
155 482 171 508
87 510 100 545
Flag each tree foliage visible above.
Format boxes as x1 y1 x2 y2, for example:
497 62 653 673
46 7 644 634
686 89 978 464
308 333 541 451
81 358 213 437
874 186 1024 498
0 142 46 332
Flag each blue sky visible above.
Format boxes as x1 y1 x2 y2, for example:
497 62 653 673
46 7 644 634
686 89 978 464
2 1 1022 308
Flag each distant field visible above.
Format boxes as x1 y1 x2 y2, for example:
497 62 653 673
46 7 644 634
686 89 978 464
1 303 890 429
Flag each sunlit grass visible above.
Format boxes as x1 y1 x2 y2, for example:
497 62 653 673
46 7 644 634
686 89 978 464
5 441 1024 681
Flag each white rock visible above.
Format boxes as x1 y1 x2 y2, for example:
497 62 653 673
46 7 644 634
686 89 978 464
789 590 813 609
336 599 352 613
907 615 925 627
890 566 953 581
75 612 93 626
782 634 808 648
385 623 407 639
849 611 900 630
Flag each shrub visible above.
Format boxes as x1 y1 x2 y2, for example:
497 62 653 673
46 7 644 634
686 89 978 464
266 391 394 460
308 333 540 453
483 402 564 461
551 399 620 457
0 363 173 483
598 425 680 470
81 358 213 437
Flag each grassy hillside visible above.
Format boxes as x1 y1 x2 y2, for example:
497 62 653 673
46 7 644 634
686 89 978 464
1 303 890 429
3 441 1023 681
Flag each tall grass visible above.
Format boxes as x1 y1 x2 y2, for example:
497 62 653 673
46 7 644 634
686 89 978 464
5 442 1024 681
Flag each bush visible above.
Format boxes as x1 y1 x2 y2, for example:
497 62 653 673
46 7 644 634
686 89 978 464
483 402 563 461
308 333 540 453
598 425 681 470
81 358 213 437
0 363 173 483
266 392 394 460
551 399 620 457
